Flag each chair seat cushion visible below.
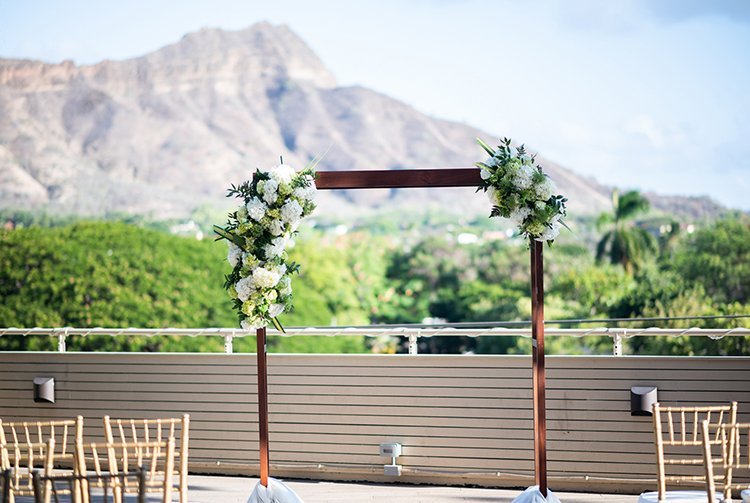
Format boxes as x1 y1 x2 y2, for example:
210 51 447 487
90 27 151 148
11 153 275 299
741 488 750 502
638 491 721 502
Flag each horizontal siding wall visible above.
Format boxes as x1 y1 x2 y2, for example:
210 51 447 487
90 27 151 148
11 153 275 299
0 352 748 492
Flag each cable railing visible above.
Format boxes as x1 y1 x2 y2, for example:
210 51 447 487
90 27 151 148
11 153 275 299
1 324 748 355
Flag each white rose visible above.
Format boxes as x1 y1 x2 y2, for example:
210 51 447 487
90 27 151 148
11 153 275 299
227 242 242 268
270 164 295 185
480 168 491 180
268 303 285 318
251 267 281 289
246 197 267 221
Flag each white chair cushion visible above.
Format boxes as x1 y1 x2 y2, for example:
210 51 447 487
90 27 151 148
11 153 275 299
638 491 720 502
741 488 750 502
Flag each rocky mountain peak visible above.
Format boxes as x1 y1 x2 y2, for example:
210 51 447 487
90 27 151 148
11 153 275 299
148 23 337 89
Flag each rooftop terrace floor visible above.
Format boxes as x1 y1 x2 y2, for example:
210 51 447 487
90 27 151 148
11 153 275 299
188 474 638 502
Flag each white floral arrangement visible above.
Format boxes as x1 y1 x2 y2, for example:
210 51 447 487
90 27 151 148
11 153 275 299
214 161 317 331
476 138 567 243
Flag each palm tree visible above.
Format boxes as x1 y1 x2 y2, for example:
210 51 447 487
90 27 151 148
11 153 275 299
596 189 657 273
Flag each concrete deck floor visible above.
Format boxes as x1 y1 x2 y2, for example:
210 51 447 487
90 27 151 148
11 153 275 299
188 475 639 503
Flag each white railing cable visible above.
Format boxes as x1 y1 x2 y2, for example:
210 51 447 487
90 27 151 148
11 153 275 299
1 326 747 340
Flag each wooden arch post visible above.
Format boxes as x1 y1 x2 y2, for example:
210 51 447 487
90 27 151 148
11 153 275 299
254 167 548 492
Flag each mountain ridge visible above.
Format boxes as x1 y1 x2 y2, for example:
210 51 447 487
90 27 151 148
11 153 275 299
0 23 725 220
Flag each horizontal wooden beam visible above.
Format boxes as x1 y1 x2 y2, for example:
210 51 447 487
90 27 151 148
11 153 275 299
315 168 481 190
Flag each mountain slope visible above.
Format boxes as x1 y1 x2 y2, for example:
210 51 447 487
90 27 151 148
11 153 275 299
0 23 721 220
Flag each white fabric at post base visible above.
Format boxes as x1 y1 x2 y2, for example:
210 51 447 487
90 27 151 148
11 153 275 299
511 485 561 503
637 491 721 502
247 478 304 503
741 488 750 503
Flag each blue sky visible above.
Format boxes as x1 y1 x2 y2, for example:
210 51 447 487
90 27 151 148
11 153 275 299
1 0 749 209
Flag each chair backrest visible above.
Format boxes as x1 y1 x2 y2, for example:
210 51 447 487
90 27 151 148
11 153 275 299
652 401 738 500
32 467 147 503
103 415 189 503
1 468 11 503
75 438 175 503
0 417 83 470
0 439 55 498
703 420 750 502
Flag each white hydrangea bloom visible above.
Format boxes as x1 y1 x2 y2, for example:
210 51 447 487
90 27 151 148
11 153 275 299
480 168 491 180
251 267 281 289
485 157 498 167
273 264 287 278
535 177 555 201
511 206 532 224
262 179 279 205
268 303 285 318
246 197 267 221
227 242 243 268
487 187 501 206
281 199 303 224
263 237 287 259
536 221 561 242
513 165 534 190
293 181 317 202
235 276 254 302
269 220 285 236
270 164 295 185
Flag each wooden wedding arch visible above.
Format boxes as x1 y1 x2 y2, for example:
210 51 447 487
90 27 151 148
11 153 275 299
254 167 549 494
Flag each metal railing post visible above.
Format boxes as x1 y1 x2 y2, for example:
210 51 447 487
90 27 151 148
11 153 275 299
224 331 234 354
612 329 624 356
408 333 419 355
58 328 67 352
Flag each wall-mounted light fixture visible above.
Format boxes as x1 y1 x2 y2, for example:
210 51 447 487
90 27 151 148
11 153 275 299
379 443 402 476
33 377 55 403
631 386 657 416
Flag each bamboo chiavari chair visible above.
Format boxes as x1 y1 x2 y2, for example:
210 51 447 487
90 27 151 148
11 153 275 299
75 439 174 503
103 415 188 503
32 467 147 503
1 469 11 503
0 417 83 472
0 439 56 503
649 402 738 502
703 421 750 503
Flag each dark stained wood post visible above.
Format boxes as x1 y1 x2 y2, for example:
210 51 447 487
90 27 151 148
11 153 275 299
312 168 550 493
256 327 270 487
530 239 548 494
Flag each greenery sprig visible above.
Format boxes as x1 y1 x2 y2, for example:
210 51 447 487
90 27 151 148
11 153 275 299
476 137 568 244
